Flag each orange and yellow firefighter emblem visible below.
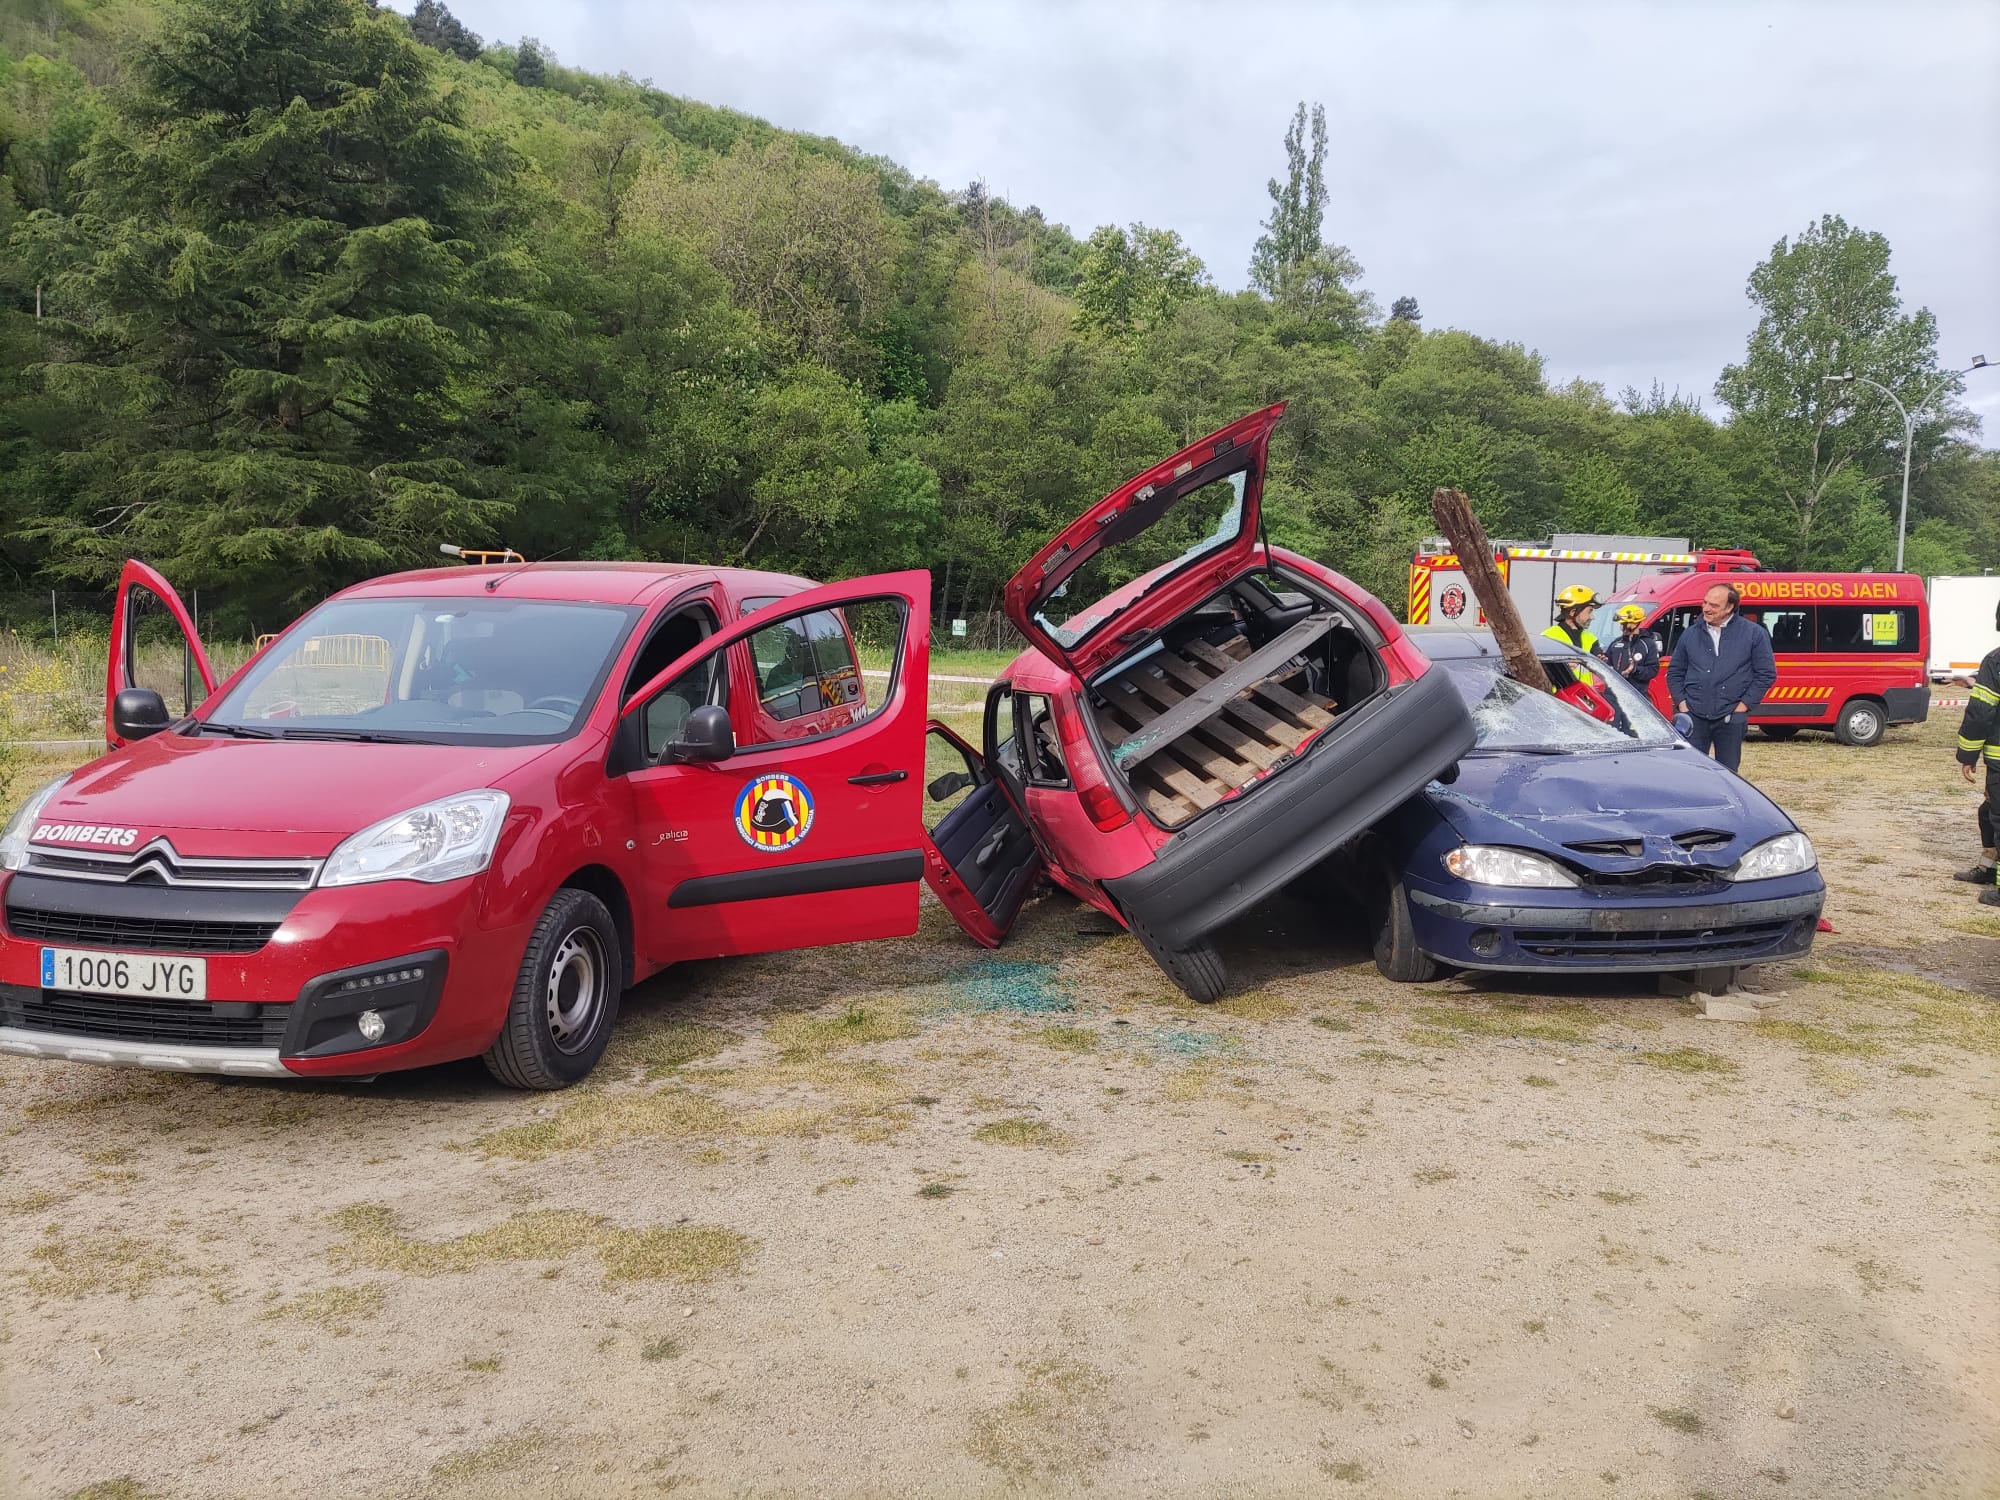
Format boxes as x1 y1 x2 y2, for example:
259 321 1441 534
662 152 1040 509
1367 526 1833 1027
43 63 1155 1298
734 773 815 852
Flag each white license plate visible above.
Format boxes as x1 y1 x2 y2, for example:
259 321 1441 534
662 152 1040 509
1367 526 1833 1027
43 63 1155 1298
41 947 208 1001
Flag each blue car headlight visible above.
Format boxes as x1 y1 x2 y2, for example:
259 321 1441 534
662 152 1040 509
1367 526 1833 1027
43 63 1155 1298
1443 845 1578 888
1728 831 1816 882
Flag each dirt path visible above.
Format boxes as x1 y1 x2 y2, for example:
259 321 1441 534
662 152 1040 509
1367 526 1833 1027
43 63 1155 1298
3 721 1996 1499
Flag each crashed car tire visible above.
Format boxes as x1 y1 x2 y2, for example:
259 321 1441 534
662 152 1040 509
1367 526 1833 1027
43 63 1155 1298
1127 912 1228 1004
1371 868 1438 984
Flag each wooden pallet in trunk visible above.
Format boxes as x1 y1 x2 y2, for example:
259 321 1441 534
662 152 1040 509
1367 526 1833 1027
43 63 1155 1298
1094 623 1337 826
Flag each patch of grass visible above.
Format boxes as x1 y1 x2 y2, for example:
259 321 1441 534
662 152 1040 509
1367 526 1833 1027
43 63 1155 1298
327 1205 752 1288
474 1088 729 1161
1524 1074 1557 1088
1426 1371 1448 1389
1215 990 1301 1021
766 1000 920 1059
27 1230 184 1299
23 1078 172 1120
1522 1319 1546 1334
1164 1059 1220 1100
1596 1190 1641 1206
1224 1149 1274 1164
815 1176 861 1195
463 1356 501 1373
1310 1016 1352 1032
1755 1020 1882 1057
1648 1406 1704 1434
431 1427 551 1484
263 1283 385 1335
1412 1167 1459 1185
974 1117 1072 1151
1323 1459 1367 1483
641 1336 681 1362
966 1356 1112 1482
4 1188 65 1215
1637 1047 1738 1075
1035 1025 1099 1054
607 1018 736 1076
1943 914 2000 939
1412 1001 1600 1045
916 1181 956 1199
62 1483 163 1500
1895 1063 1939 1077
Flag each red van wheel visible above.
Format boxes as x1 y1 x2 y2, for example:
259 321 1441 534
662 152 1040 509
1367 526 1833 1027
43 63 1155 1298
1833 698 1886 748
484 888 623 1089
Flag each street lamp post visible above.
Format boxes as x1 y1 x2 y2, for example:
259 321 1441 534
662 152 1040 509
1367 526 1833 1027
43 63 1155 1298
1825 357 1992 573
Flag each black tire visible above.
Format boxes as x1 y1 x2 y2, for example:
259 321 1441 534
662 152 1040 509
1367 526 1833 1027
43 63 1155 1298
1367 851 1438 983
1128 913 1228 1003
1760 725 1801 741
1833 697 1886 748
483 888 623 1090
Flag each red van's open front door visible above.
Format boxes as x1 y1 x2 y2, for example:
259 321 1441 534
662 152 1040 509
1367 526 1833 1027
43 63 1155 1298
105 560 216 748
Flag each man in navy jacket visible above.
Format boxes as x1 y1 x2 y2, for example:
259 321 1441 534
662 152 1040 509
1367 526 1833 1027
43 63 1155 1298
1666 581 1777 773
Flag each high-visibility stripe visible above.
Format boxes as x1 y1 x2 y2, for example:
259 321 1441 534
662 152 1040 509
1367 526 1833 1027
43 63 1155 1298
1971 684 1999 705
1409 565 1432 623
1962 736 1987 752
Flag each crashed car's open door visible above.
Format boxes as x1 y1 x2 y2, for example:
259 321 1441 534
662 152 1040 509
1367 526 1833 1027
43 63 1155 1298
919 720 1042 947
106 560 217 748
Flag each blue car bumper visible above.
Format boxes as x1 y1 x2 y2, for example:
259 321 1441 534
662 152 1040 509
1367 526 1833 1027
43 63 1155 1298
1405 877 1825 973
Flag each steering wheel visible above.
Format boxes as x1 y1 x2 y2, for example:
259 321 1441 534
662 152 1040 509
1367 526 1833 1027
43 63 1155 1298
526 695 583 717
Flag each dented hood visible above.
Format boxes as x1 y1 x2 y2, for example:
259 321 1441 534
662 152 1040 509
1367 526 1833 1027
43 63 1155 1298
1427 746 1797 871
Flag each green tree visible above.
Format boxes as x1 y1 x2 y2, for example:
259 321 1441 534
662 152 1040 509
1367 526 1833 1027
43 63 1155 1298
1074 223 1205 340
1248 101 1326 295
408 0 482 61
1714 213 1959 566
10 0 532 613
514 36 546 88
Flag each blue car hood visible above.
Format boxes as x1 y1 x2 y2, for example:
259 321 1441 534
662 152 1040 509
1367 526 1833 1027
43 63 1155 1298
1427 745 1793 871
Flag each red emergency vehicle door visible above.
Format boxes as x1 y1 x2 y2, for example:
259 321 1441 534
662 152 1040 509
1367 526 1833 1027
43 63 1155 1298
620 571 931 966
105 559 217 748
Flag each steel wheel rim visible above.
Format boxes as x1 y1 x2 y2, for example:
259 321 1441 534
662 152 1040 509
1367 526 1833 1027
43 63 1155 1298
545 927 605 1054
1849 707 1881 741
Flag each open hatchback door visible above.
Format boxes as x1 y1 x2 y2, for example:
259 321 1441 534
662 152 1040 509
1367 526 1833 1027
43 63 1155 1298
106 560 216 748
1003 403 1286 681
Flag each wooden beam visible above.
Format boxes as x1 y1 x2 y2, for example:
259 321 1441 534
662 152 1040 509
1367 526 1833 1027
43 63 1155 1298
1108 614 1336 772
1429 487 1551 695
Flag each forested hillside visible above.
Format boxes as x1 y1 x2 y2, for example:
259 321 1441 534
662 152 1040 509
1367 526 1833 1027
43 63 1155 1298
2 0 1994 635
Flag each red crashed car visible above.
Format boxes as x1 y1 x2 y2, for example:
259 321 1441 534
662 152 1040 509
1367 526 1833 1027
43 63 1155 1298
920 403 1476 999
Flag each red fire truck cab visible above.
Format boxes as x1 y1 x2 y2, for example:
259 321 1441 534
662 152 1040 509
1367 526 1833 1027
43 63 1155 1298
1607 569 1930 746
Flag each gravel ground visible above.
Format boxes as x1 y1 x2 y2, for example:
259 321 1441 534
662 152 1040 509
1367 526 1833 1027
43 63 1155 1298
1 718 1995 1500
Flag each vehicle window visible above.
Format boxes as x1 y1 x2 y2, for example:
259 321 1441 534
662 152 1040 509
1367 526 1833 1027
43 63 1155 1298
1654 604 1702 652
804 609 865 710
209 597 639 745
1440 657 1678 752
121 583 205 716
1748 606 1814 653
727 596 908 747
1018 693 1069 785
1035 467 1249 648
986 685 1022 785
1815 604 1917 653
738 594 783 618
641 653 727 761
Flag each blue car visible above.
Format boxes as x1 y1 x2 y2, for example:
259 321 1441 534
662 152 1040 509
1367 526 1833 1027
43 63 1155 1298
1349 630 1825 985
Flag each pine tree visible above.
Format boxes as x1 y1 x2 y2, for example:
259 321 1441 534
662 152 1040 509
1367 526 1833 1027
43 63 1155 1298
515 38 547 88
409 0 483 62
1389 296 1421 324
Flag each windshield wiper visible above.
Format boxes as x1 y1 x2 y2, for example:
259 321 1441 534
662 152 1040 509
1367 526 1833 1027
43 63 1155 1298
195 721 280 740
280 729 444 745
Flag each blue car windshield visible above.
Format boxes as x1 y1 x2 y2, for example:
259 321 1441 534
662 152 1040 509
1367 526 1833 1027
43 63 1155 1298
1440 657 1678 753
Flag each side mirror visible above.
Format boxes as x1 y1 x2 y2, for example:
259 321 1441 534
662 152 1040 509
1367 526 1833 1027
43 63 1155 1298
662 704 734 764
112 687 171 743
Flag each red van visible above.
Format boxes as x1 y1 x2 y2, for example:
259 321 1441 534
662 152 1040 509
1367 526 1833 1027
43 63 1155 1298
1607 569 1930 746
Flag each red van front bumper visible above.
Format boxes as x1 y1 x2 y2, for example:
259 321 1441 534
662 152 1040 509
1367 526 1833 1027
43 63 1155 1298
0 871 527 1078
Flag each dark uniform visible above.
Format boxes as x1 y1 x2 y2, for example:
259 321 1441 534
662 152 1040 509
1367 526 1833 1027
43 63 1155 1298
1954 642 2000 902
1604 629 1662 688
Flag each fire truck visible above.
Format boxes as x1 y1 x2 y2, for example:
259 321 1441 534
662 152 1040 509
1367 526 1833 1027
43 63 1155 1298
1406 533 1747 630
1410 537 1930 747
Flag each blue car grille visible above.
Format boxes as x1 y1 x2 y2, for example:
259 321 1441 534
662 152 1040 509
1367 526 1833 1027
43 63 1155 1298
1512 917 1798 964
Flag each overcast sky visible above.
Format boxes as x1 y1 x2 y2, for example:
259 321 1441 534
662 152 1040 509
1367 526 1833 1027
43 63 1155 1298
435 0 2000 438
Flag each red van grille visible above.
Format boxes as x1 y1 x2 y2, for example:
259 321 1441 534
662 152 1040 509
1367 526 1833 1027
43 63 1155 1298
5 906 279 954
1 990 287 1048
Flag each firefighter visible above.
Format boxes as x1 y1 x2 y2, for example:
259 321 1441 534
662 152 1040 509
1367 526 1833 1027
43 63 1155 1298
1542 585 1609 660
1952 597 2000 904
1604 603 1662 688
